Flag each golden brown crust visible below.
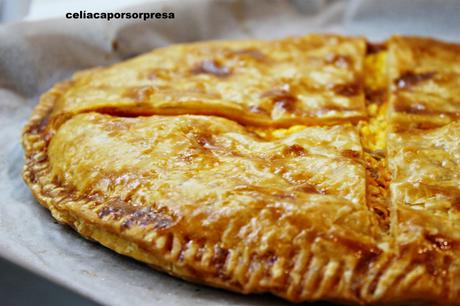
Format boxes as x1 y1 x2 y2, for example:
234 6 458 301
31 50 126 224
388 36 460 131
49 34 367 128
22 34 460 305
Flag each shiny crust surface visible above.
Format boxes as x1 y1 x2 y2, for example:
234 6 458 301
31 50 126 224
50 34 366 127
388 36 460 130
22 34 460 305
386 122 460 303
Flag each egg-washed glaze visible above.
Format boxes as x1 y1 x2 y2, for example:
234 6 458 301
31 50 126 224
23 34 460 305
388 36 460 131
48 34 366 128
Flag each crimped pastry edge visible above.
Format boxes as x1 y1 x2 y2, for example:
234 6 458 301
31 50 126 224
22 76 457 305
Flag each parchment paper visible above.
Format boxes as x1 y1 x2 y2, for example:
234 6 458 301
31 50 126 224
1 0 460 305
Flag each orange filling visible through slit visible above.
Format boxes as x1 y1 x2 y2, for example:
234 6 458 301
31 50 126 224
361 46 391 231
250 46 392 232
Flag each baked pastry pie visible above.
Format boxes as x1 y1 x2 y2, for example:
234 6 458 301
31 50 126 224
22 34 460 305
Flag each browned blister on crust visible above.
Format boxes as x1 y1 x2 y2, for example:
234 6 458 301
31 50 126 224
48 34 367 128
22 34 460 305
388 36 460 131
386 122 460 303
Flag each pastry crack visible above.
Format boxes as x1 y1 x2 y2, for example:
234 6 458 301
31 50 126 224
22 35 460 304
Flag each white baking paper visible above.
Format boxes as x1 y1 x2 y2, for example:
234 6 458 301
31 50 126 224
1 0 460 305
